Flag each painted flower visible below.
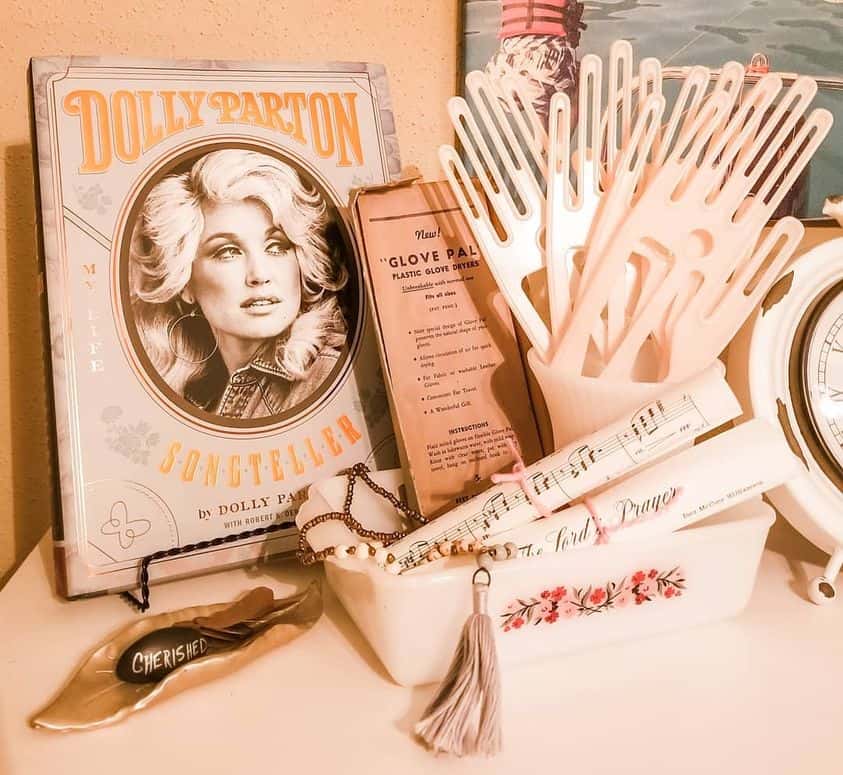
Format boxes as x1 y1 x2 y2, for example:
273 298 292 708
499 567 685 631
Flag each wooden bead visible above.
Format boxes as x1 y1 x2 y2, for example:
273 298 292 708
438 542 452 556
505 542 519 559
492 544 507 561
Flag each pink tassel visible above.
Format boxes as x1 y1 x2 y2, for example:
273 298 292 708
414 568 502 757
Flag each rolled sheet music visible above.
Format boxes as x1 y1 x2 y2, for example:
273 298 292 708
496 419 801 557
389 363 741 572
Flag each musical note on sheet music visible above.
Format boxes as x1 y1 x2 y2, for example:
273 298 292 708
629 400 668 441
568 445 597 478
386 365 741 572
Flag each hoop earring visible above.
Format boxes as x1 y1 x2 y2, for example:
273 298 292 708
167 308 218 364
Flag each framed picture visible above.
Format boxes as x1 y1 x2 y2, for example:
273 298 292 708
461 0 843 216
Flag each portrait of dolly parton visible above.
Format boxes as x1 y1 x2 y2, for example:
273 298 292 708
126 147 355 424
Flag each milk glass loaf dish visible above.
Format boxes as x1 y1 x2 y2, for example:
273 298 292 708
297 474 774 687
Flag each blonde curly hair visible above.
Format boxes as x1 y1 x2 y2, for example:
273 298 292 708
129 148 348 402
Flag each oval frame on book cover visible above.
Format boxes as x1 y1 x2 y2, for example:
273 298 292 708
112 136 365 438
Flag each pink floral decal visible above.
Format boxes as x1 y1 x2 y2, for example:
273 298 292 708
500 566 685 631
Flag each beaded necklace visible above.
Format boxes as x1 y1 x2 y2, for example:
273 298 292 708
296 462 520 572
296 462 425 570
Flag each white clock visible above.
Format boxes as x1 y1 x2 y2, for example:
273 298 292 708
728 234 843 604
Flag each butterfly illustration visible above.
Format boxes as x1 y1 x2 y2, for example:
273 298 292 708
101 500 152 549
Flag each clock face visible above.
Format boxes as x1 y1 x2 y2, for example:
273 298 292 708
793 278 843 488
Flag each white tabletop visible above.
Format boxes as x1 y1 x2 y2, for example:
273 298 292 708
1 518 842 775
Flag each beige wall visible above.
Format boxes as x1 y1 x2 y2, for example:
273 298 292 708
0 0 460 587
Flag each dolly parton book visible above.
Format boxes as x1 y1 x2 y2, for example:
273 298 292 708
29 57 401 597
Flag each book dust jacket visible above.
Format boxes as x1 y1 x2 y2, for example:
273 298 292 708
29 56 400 597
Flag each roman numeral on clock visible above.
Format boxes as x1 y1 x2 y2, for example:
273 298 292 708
829 387 843 401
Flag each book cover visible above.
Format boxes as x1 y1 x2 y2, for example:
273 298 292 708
353 180 543 516
29 56 400 597
460 0 843 217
